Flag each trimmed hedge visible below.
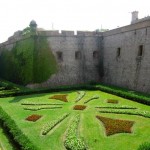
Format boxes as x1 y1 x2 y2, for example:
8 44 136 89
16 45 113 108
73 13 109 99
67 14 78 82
75 91 86 103
64 114 86 150
99 109 150 118
24 106 62 111
41 113 69 135
96 105 137 109
137 142 150 150
95 84 150 105
84 95 99 104
0 83 149 106
0 106 38 150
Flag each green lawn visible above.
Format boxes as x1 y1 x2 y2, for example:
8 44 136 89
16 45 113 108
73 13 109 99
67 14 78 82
0 90 150 150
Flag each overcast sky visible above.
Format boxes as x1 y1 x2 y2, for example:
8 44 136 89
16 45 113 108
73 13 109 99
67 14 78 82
0 0 150 43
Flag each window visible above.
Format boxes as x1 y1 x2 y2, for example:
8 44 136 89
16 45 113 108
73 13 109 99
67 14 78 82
146 28 147 35
134 30 136 35
56 51 63 61
138 45 143 57
117 48 121 57
93 51 99 59
75 51 81 60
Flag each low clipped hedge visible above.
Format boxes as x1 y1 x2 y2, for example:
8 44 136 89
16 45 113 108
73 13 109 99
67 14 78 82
64 114 86 150
0 106 38 150
94 84 150 105
41 113 69 135
99 109 150 118
137 142 150 150
0 83 149 106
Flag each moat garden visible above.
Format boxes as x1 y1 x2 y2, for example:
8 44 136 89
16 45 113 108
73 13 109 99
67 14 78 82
0 81 150 150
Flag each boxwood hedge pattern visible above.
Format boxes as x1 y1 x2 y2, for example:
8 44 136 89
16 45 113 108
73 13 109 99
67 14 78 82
95 105 137 109
0 106 38 150
41 113 69 135
84 95 99 104
99 109 150 118
64 114 86 150
75 91 86 103
23 106 62 111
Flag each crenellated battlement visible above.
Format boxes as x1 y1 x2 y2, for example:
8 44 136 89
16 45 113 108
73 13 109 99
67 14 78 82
38 30 102 37
0 29 102 47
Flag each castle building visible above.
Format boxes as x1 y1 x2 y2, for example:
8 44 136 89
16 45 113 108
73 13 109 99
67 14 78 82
0 12 150 93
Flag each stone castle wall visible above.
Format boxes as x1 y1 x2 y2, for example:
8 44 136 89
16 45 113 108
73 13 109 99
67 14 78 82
0 20 150 93
102 20 150 93
0 31 102 88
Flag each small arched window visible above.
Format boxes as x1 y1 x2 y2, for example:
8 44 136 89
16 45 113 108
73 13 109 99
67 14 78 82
117 48 121 57
138 45 143 57
93 51 99 59
56 51 63 61
75 51 82 60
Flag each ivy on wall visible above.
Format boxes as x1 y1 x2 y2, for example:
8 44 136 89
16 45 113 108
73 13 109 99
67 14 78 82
0 29 58 85
33 36 58 83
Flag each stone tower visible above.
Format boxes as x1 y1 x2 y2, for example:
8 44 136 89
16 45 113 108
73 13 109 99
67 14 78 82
131 11 139 24
29 20 37 32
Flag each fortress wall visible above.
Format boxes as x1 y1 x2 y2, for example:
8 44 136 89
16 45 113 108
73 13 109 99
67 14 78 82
1 24 150 93
103 24 150 93
0 31 102 88
103 19 150 37
34 35 101 88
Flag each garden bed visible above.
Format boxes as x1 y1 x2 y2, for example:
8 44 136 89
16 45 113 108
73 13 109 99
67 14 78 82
49 94 68 102
107 99 119 104
25 114 42 122
73 105 87 110
96 115 134 136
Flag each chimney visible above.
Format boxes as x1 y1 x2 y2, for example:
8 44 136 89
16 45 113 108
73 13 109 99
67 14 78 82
131 11 139 24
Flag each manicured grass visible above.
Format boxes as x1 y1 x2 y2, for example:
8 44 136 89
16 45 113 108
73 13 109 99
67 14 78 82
0 90 150 150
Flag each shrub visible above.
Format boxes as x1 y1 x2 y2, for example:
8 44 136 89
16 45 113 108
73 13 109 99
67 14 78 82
41 113 69 135
99 109 150 118
21 101 63 105
84 95 99 104
75 91 86 103
24 106 62 111
138 142 150 150
96 105 137 109
0 83 149 107
0 106 38 150
64 114 86 150
95 84 150 105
